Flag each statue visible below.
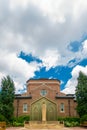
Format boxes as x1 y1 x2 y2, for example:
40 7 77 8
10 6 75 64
42 102 46 121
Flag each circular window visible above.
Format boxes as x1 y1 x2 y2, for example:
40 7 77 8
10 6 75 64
40 90 47 96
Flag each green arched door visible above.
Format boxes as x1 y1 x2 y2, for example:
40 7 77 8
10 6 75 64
31 98 57 121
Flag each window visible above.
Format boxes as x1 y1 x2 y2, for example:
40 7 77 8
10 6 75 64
23 103 28 112
60 103 64 112
40 89 47 96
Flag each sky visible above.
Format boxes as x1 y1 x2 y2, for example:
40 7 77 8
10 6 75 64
0 0 87 94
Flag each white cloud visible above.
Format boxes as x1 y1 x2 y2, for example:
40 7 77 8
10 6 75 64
71 40 87 63
82 40 87 56
0 0 87 59
60 80 64 85
9 0 29 10
0 73 5 84
0 0 87 93
0 51 41 92
41 50 61 70
62 65 87 94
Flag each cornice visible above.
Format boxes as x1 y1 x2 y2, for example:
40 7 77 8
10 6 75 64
26 81 60 86
15 95 32 99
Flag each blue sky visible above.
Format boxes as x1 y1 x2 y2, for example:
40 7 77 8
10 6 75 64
0 0 87 94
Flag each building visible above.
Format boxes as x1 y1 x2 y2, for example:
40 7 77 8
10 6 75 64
14 79 77 121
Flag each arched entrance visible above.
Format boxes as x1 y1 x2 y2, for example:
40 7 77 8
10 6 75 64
31 97 57 121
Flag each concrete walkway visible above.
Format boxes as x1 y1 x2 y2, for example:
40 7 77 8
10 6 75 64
6 127 87 130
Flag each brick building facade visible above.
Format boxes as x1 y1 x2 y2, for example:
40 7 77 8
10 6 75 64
14 79 77 120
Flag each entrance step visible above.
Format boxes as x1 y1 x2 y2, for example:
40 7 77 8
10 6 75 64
24 121 64 129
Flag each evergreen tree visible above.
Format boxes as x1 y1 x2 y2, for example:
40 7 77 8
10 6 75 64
75 71 87 117
0 75 15 121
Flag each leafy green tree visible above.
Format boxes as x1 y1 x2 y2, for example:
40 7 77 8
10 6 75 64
75 71 87 117
0 75 15 121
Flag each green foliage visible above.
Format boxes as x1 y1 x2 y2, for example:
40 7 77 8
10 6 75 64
12 115 30 127
58 117 65 121
64 121 71 127
75 71 87 117
64 117 80 123
64 121 79 127
16 115 30 123
80 114 87 123
58 117 80 127
0 114 7 122
0 75 15 122
13 122 24 127
58 117 80 122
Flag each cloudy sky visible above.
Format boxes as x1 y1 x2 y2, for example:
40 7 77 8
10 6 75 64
0 0 87 94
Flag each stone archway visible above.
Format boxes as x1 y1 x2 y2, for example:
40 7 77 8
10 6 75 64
31 97 57 121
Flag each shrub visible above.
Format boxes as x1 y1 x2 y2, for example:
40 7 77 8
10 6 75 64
13 122 24 127
58 117 80 122
80 115 87 123
64 121 72 127
58 117 65 121
64 121 79 127
64 117 80 123
17 115 30 123
0 114 10 124
58 117 80 127
0 114 6 121
12 115 30 127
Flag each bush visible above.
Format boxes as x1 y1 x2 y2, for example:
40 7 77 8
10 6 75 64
58 117 80 122
64 121 79 127
58 117 80 127
80 115 87 123
13 122 24 127
12 115 30 127
0 114 10 124
0 114 6 121
64 121 72 127
64 117 80 123
17 115 30 123
58 117 65 121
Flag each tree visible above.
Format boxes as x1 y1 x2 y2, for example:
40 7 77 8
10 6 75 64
0 75 15 121
75 71 87 117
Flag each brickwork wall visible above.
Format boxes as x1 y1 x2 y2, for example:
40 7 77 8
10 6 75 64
14 79 77 117
14 99 32 117
30 85 57 102
55 98 77 117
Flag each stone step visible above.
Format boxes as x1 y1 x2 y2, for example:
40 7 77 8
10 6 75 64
24 121 64 129
29 121 63 124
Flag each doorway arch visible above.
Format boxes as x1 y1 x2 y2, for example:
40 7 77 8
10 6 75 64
31 97 57 121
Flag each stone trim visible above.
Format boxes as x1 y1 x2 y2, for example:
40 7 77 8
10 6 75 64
26 81 60 86
31 96 57 105
30 83 57 91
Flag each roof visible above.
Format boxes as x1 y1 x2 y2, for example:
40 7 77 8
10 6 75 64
15 94 32 99
55 94 75 99
26 78 60 84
